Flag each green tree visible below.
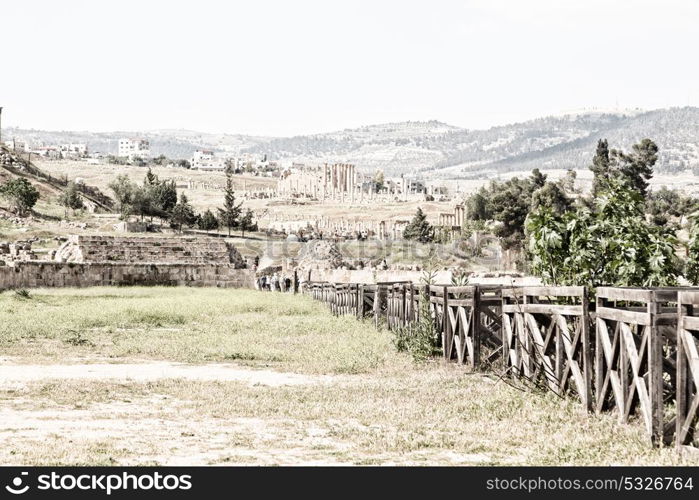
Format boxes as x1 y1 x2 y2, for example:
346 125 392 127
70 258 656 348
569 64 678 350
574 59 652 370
403 207 434 243
198 209 219 231
612 139 658 198
590 139 611 197
531 181 571 216
526 177 679 287
152 154 168 166
465 189 489 220
150 179 178 219
558 169 578 194
218 172 242 236
239 209 257 237
0 178 40 216
131 185 154 221
108 174 135 215
488 177 534 250
372 169 385 193
170 193 197 233
57 181 84 216
591 138 658 198
646 186 695 227
530 168 547 189
144 167 158 186
686 211 699 285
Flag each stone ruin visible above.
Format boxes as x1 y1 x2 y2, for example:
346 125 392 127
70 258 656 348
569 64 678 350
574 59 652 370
296 240 348 270
53 235 246 268
0 241 37 264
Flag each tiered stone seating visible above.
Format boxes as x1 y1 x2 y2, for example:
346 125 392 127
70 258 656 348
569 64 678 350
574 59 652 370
54 235 244 267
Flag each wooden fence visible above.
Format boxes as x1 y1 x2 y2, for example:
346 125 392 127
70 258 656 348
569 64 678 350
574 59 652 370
502 286 592 410
677 291 699 449
595 287 684 445
303 280 699 448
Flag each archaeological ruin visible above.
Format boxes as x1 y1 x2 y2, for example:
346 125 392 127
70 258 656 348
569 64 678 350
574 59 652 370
0 235 254 290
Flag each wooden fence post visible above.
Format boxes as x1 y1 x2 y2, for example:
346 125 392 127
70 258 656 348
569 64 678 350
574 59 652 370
386 286 391 329
595 293 604 414
357 284 364 319
473 285 481 369
649 292 663 445
581 286 592 412
442 285 450 360
409 283 415 323
401 284 407 327
374 285 382 329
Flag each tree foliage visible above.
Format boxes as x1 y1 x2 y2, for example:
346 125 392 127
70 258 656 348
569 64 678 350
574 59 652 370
198 209 219 231
686 211 699 286
0 178 40 216
646 185 696 227
218 172 242 236
109 174 135 215
170 193 197 232
109 171 177 221
403 207 434 243
372 169 385 193
239 209 257 237
58 181 84 215
526 177 679 287
590 138 658 198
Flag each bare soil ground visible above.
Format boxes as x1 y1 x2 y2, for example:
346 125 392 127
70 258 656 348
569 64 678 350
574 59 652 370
0 360 328 387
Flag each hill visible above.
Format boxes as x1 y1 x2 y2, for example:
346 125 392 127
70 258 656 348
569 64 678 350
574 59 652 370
7 107 699 178
242 108 699 178
0 145 113 214
3 128 270 159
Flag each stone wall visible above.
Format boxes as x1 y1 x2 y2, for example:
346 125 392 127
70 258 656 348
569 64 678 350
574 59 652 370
0 261 255 290
53 235 245 268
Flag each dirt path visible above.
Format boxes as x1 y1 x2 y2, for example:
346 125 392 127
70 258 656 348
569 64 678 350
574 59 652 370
0 360 327 387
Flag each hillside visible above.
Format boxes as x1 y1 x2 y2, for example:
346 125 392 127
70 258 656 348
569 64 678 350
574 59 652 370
0 146 113 214
7 107 699 178
242 108 699 178
4 128 270 159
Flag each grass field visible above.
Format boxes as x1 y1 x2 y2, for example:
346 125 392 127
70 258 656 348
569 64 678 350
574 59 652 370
0 287 696 465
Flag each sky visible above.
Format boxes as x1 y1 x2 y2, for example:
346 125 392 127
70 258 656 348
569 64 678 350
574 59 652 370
1 0 697 136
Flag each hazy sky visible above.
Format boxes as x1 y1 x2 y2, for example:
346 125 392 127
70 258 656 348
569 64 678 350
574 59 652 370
1 0 697 136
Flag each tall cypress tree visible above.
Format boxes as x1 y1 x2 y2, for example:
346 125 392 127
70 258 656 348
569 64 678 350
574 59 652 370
590 139 611 196
218 172 242 236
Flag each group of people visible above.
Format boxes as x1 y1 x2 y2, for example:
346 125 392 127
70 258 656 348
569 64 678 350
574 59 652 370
257 273 295 292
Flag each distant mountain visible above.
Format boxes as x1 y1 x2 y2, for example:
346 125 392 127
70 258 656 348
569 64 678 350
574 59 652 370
242 120 460 175
426 107 699 179
241 108 699 178
6 107 699 178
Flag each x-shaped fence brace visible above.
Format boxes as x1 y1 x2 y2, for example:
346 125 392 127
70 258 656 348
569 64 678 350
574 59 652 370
677 291 699 448
502 286 592 411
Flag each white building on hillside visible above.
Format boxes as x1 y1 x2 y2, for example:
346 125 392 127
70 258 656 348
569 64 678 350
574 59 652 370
118 138 151 159
191 150 225 170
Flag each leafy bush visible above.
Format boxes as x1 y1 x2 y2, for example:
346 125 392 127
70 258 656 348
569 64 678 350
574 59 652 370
526 177 680 287
392 268 439 362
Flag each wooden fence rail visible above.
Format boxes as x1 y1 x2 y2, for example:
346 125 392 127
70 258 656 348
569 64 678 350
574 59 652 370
302 280 699 448
502 286 592 410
